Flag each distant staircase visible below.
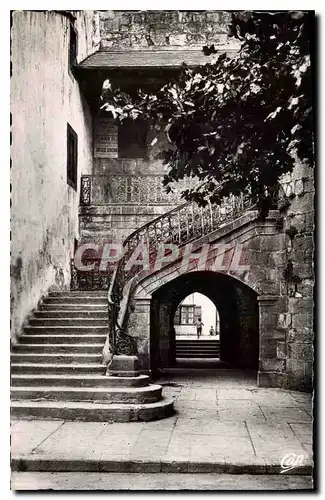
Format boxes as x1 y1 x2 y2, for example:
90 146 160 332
10 291 173 422
176 338 220 359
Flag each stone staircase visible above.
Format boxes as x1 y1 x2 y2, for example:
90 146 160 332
10 291 174 422
176 338 220 359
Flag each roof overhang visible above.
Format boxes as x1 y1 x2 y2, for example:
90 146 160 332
78 47 238 70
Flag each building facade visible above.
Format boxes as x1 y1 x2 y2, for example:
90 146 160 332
11 10 314 391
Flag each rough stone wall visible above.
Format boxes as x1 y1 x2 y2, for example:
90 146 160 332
98 10 233 50
279 162 314 390
11 11 94 343
257 162 314 391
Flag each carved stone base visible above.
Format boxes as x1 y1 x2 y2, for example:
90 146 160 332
107 355 141 377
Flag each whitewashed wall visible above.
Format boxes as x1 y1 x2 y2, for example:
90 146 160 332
11 11 94 343
175 292 219 337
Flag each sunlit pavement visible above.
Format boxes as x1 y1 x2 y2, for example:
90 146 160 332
11 369 313 490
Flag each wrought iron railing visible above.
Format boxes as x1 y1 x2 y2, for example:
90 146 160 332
102 193 255 364
70 258 111 290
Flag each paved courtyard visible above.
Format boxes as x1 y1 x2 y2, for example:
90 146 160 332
11 369 313 490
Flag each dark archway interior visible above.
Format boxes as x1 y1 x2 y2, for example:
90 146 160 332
150 271 259 376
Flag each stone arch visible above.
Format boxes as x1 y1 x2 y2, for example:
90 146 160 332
141 270 259 376
130 209 284 303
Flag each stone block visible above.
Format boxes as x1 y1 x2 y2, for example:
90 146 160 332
108 355 140 376
286 373 313 392
260 235 285 252
260 341 277 358
289 342 313 362
305 212 315 231
276 341 286 359
283 181 294 198
288 297 313 313
295 179 305 196
298 279 314 297
266 268 282 283
277 313 292 329
289 249 305 264
260 328 286 341
136 338 149 355
289 192 314 215
258 371 287 389
260 359 286 373
268 251 286 268
292 312 313 329
258 280 281 295
288 328 314 343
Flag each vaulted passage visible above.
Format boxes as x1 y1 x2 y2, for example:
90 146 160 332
150 271 259 377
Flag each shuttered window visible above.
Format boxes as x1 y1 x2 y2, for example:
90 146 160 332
175 305 202 325
67 123 78 191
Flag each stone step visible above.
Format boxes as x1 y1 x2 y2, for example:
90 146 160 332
176 346 220 351
11 353 103 363
34 310 108 318
176 347 220 352
40 304 107 311
176 344 220 349
43 297 107 304
10 397 174 422
11 363 106 375
11 384 162 404
176 348 220 353
176 354 220 358
176 339 220 345
176 352 220 357
24 326 107 335
10 454 313 475
11 373 150 387
18 335 106 344
12 344 104 354
29 318 107 327
176 346 220 350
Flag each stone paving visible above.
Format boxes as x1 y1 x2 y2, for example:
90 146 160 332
11 369 313 485
11 472 313 490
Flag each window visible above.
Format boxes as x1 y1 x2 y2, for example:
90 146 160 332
181 306 194 324
69 23 77 73
118 119 147 158
67 123 78 190
175 305 202 325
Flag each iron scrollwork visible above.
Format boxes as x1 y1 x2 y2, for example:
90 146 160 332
80 175 91 206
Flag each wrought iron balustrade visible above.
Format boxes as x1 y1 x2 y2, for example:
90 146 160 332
103 192 256 364
70 257 111 290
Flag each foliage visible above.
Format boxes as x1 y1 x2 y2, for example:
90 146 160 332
101 11 314 211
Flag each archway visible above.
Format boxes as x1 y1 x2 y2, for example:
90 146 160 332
150 271 259 377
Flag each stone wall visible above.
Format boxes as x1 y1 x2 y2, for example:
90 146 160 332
279 162 314 390
11 11 94 343
98 10 233 51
